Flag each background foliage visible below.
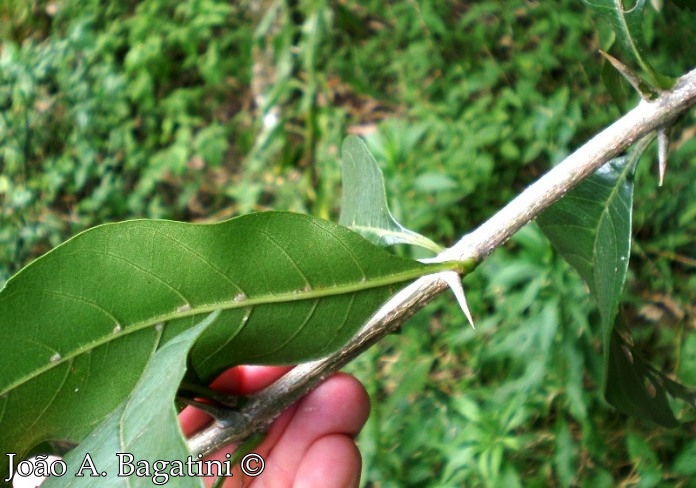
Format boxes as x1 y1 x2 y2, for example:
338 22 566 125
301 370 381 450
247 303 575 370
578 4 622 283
1 0 695 486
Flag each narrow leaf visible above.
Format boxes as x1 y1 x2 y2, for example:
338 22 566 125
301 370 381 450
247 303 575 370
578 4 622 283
538 144 690 425
0 211 461 480
538 155 637 401
42 311 221 488
339 135 443 253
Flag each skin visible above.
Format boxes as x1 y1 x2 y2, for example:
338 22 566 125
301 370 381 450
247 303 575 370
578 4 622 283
179 366 371 487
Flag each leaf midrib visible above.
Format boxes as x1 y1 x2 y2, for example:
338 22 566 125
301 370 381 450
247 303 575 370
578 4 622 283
2 260 461 396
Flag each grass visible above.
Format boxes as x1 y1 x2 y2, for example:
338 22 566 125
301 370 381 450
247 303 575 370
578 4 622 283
1 0 695 486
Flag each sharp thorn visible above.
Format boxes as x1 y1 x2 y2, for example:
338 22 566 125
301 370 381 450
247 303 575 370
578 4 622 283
440 271 475 329
657 127 670 187
599 50 657 100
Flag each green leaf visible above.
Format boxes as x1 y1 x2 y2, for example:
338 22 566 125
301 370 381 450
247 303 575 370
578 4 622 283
0 211 460 481
538 156 636 402
42 311 221 488
583 0 674 89
538 146 693 425
339 135 443 253
538 156 635 337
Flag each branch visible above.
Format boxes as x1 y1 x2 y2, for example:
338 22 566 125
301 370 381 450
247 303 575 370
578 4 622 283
188 67 696 457
442 67 696 263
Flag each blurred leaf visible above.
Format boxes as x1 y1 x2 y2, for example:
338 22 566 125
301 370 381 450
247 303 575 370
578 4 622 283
626 432 662 486
672 440 696 475
0 211 460 480
413 172 458 193
554 420 576 488
388 358 433 410
194 123 229 167
339 136 443 253
42 311 220 488
583 0 675 88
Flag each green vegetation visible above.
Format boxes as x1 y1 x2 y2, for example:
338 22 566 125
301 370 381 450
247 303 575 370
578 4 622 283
1 0 694 486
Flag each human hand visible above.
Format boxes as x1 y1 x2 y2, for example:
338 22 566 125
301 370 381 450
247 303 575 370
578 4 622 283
179 366 370 487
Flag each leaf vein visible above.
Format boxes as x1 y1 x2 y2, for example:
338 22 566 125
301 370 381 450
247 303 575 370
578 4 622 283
155 229 246 294
245 300 320 361
307 218 367 281
85 250 189 304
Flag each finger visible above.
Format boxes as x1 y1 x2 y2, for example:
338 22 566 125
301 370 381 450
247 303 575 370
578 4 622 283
213 365 292 395
293 434 362 488
247 373 370 487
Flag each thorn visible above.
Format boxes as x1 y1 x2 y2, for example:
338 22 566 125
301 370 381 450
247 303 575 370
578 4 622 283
599 50 658 100
657 127 669 187
440 271 475 329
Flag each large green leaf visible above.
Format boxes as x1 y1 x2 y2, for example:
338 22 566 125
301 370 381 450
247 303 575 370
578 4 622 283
538 154 689 426
339 135 443 253
0 211 459 481
42 311 220 488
